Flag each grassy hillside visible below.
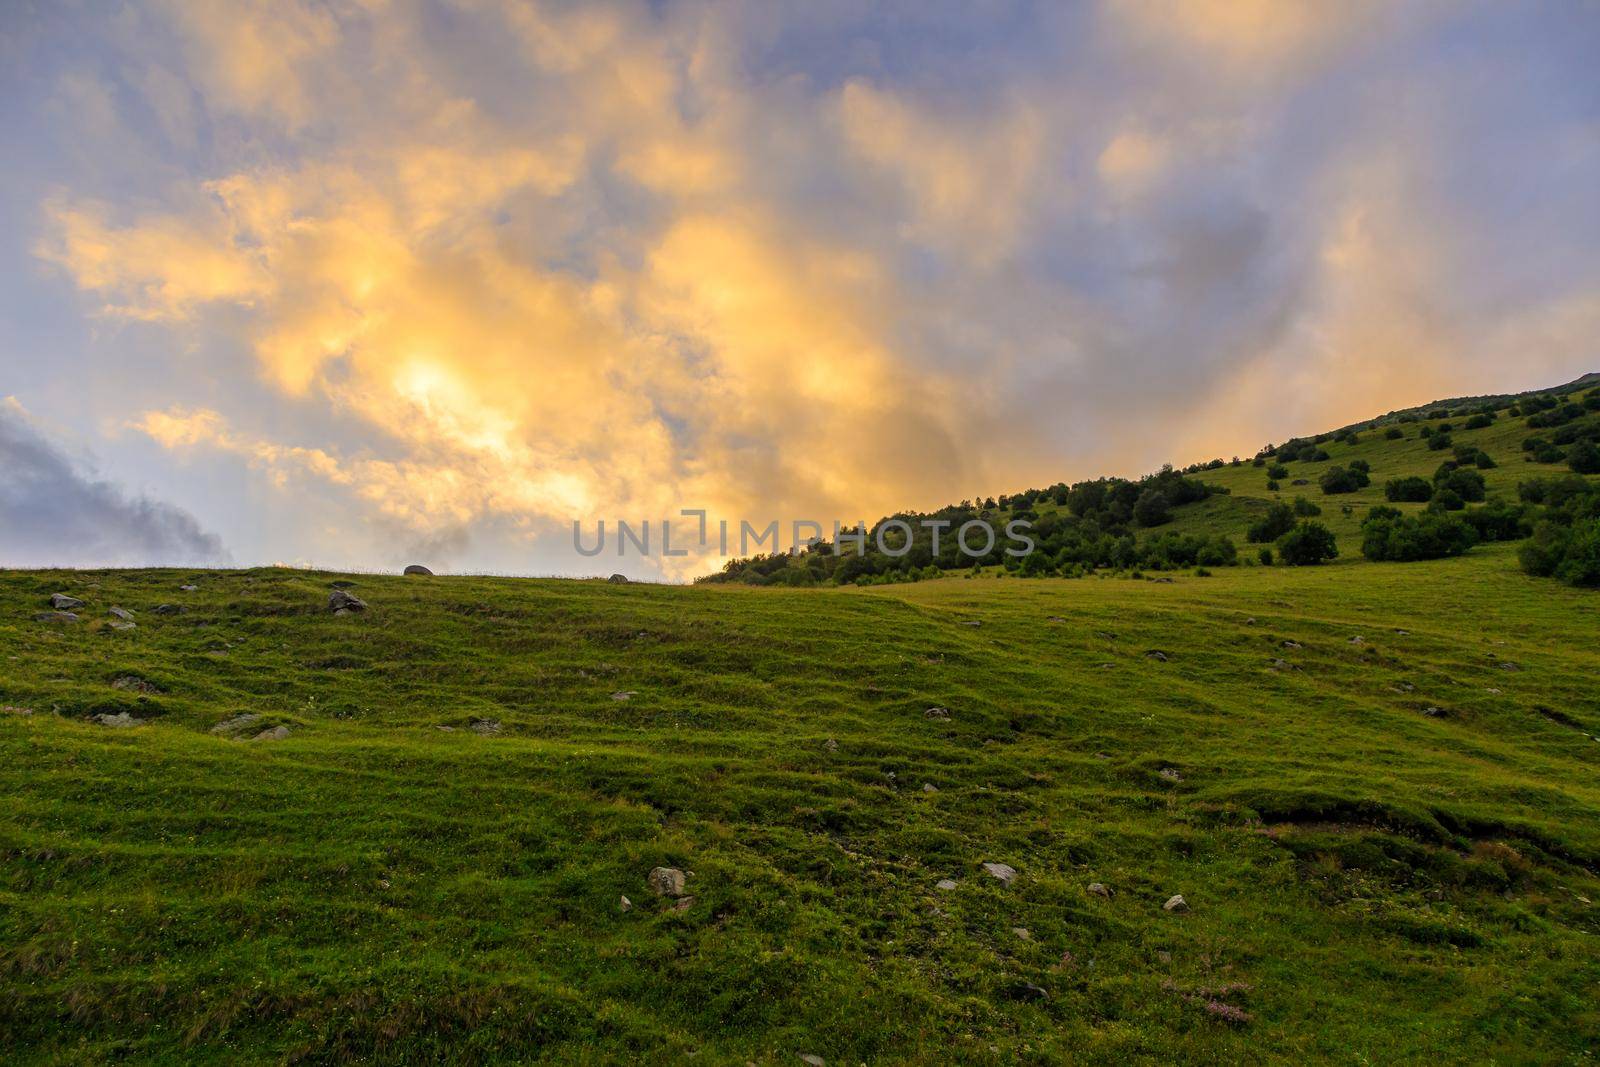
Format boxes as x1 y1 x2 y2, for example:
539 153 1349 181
3 553 1598 1062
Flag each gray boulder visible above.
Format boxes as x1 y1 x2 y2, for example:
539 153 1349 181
403 564 433 576
328 589 368 614
982 861 1017 885
608 573 629 584
33 611 80 623
50 593 85 610
647 866 687 897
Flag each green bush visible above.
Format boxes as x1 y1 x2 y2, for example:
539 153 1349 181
1384 427 1405 440
1385 476 1433 503
1361 507 1477 562
1319 466 1368 494
1293 496 1322 517
1277 522 1338 566
1520 518 1600 587
1267 463 1290 480
1568 439 1600 475
1427 432 1453 452
1435 467 1486 502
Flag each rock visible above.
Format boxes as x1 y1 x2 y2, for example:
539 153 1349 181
1087 882 1111 897
935 878 959 891
619 895 632 912
924 706 951 720
1291 478 1309 486
1047 615 1066 622
1394 628 1410 636
1269 658 1299 671
1423 706 1447 717
1244 617 1257 625
1498 662 1522 672
961 619 982 627
1349 635 1365 645
824 738 838 752
328 589 368 614
672 895 695 912
1390 681 1415 693
108 621 137 632
798 1055 825 1067
211 712 262 736
253 725 291 741
1163 894 1188 912
50 593 85 610
648 867 687 897
179 584 199 592
33 611 80 623
1281 640 1302 650
1159 767 1182 782
468 718 502 735
608 573 629 584
610 690 636 701
108 607 135 621
1145 650 1170 662
92 712 142 728
403 564 434 576
982 862 1017 885
1013 981 1050 1001
111 675 159 694
1013 927 1031 939
922 782 938 793
152 604 186 615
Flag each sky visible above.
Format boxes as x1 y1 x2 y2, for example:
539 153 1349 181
2 0 1598 577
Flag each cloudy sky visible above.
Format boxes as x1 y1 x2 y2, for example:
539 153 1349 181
2 1 1598 576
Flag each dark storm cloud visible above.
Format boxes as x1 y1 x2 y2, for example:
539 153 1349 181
0 399 227 567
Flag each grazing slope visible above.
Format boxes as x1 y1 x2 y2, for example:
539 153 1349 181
2 553 1598 1063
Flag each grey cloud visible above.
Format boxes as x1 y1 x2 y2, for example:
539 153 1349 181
0 401 227 567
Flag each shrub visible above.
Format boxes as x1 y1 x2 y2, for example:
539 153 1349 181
1430 488 1466 511
1247 502 1296 543
1266 479 1280 492
1427 433 1453 451
1267 463 1290 480
1385 476 1433 503
1293 496 1322 517
1462 500 1532 542
1384 427 1405 440
1569 439 1600 475
1435 467 1486 502
1475 451 1497 470
1277 522 1338 566
1465 413 1495 430
1349 459 1371 474
1520 518 1600 587
1319 466 1368 494
1258 547 1273 566
1361 508 1477 562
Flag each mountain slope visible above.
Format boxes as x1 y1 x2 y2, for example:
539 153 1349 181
2 554 1598 1062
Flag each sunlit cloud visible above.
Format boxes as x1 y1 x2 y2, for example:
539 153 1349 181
9 0 1599 573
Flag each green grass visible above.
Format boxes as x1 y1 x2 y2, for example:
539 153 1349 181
3 551 1598 1063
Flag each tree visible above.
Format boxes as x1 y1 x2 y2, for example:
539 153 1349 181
1247 502 1296 543
1319 466 1366 494
1132 489 1171 527
1361 508 1476 562
1568 439 1600 475
1292 496 1321 517
1276 522 1338 566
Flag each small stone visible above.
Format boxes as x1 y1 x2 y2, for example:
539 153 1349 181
108 607 135 621
610 691 636 701
33 611 79 623
1015 981 1049 1000
982 862 1017 885
50 593 85 610
824 738 838 752
1394 628 1410 636
798 1055 825 1067
935 879 959 891
468 718 502 735
92 712 141 728
1145 650 1170 662
179 584 199 592
922 782 938 793
403 564 433 576
1349 635 1365 645
108 621 136 631
1087 882 1111 897
328 589 368 614
1485 687 1502 695
608 573 629 584
647 866 687 897
1423 706 1446 717
1012 927 1031 940
1498 662 1522 672
672 895 695 912
1281 640 1302 650
1159 767 1182 782
253 725 291 741
1163 894 1188 912
1244 617 1256 625
1156 950 1173 964
111 675 159 694
152 604 186 615
619 895 632 912
961 619 981 627
1047 615 1066 622
924 706 951 719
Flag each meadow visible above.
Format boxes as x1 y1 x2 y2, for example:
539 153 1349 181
2 548 1597 1063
